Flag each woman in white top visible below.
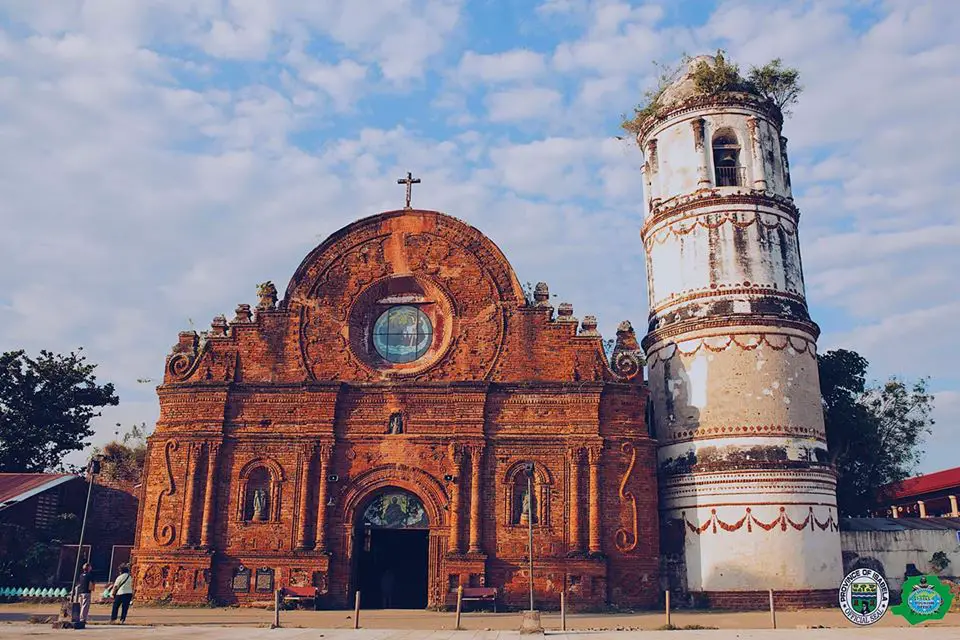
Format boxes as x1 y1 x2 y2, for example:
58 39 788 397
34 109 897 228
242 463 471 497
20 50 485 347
108 563 134 624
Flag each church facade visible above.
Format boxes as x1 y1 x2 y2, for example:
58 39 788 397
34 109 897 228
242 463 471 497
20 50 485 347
131 210 659 610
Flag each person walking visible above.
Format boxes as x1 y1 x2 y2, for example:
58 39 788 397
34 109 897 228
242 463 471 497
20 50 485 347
108 564 134 624
76 563 95 624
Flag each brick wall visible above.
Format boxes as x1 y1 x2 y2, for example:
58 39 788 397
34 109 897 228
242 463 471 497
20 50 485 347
131 209 657 609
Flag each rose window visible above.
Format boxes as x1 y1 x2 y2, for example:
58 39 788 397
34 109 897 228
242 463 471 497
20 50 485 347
372 306 433 364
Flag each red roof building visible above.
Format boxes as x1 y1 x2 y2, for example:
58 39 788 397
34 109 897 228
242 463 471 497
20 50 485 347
876 466 960 518
0 472 140 586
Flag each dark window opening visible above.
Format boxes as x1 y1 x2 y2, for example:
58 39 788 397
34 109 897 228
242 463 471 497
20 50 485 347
713 130 744 186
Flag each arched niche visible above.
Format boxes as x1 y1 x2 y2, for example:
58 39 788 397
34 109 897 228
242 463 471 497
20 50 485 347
236 458 285 523
502 461 554 528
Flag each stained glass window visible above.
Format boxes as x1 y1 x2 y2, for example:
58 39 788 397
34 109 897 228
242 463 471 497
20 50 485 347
372 306 433 363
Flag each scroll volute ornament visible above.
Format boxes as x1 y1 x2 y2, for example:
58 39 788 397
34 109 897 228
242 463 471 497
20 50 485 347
167 331 199 381
610 320 645 381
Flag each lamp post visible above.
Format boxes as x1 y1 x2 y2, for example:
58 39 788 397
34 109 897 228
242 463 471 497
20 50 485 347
524 462 534 611
69 456 101 624
518 462 542 634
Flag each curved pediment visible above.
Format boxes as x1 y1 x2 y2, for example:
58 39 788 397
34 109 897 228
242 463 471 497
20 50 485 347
283 209 525 307
284 209 526 382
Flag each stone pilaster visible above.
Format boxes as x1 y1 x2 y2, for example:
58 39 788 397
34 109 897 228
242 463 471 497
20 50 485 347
568 446 584 554
468 445 483 554
296 443 315 550
181 443 202 547
448 443 464 554
587 445 602 555
692 118 711 187
314 444 332 551
199 442 220 548
950 495 958 517
747 116 767 191
646 139 661 207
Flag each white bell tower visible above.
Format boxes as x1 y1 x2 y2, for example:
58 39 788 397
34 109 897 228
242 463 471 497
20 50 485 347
636 56 842 606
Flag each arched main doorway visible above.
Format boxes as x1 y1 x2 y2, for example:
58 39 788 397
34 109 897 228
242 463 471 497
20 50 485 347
353 489 430 609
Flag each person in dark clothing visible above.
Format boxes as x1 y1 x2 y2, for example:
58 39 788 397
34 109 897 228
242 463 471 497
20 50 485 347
76 563 94 623
380 569 395 608
108 564 134 624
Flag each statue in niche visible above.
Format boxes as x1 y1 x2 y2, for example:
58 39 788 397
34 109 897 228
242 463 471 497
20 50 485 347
387 412 403 435
519 486 537 525
514 469 538 525
253 488 268 521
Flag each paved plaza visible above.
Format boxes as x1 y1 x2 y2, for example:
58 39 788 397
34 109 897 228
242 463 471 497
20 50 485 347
1 622 960 639
0 604 956 638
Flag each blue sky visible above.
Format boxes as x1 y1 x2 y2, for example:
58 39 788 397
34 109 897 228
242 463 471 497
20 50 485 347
0 0 957 473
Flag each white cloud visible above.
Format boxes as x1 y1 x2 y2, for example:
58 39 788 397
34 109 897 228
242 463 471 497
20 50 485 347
0 0 956 476
457 49 546 83
485 86 562 122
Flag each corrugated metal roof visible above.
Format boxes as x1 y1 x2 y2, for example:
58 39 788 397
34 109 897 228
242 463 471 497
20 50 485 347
0 473 77 507
881 466 960 500
841 517 960 532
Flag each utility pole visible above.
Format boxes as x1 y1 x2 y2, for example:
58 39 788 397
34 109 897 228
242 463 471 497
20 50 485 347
70 456 101 624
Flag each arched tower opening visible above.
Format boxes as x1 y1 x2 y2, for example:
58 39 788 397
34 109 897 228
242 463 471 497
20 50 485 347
711 128 743 187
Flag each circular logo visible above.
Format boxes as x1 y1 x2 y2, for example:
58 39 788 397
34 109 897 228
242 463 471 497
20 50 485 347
906 580 943 615
839 568 890 625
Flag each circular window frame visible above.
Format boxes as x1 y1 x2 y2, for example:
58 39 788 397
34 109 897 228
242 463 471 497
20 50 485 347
347 275 456 377
372 305 434 364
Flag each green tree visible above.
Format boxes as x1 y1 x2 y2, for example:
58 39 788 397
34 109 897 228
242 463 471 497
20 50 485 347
819 349 934 516
746 58 802 114
690 49 744 95
0 349 119 472
97 422 149 484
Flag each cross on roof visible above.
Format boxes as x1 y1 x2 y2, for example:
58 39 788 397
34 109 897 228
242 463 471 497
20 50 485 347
397 172 421 209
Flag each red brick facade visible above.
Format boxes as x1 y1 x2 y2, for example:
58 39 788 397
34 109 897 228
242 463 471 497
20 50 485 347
131 209 657 610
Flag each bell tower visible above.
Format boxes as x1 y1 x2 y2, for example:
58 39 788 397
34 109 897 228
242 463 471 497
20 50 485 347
635 56 842 606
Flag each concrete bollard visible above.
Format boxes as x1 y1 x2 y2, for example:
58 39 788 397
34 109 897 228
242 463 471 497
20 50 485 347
273 589 281 628
561 591 566 632
354 591 361 629
455 585 464 630
769 589 777 629
665 589 671 628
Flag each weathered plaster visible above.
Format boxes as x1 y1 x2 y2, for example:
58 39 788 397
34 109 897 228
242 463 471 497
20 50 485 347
639 88 842 596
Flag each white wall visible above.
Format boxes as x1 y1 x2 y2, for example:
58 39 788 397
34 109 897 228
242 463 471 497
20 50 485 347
842 528 960 595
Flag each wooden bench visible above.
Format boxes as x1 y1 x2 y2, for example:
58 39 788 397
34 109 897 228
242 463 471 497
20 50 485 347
460 587 498 612
280 585 319 609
